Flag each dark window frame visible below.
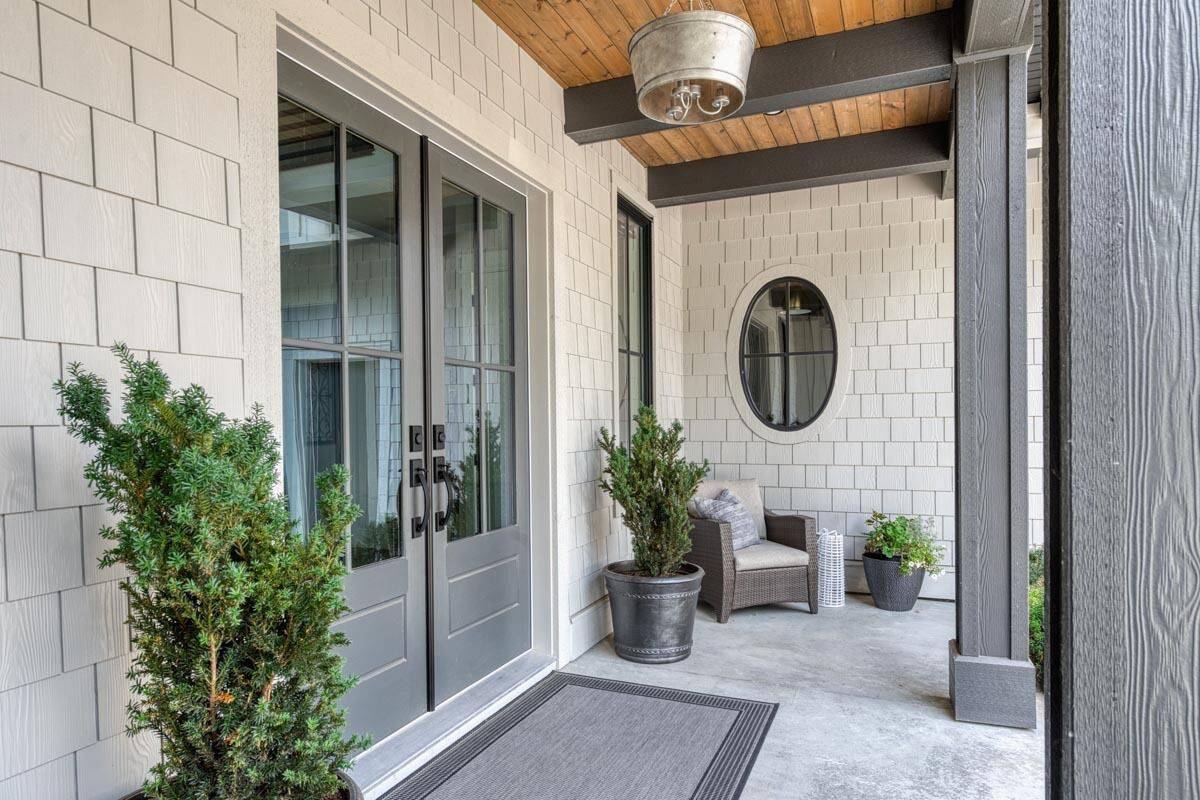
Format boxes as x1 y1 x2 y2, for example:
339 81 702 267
616 197 653 444
738 277 837 432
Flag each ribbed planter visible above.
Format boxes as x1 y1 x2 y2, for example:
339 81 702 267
118 770 363 800
604 561 704 664
862 552 924 612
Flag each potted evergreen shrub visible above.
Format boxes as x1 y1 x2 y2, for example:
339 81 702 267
598 405 709 663
56 347 367 800
861 511 945 612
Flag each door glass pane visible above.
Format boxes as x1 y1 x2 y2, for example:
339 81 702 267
618 351 629 446
626 216 642 352
348 355 404 567
444 365 480 540
282 348 343 535
788 354 835 428
628 354 643 422
484 370 516 530
346 132 400 352
443 182 478 362
279 98 340 344
744 355 784 425
482 202 513 365
617 211 628 350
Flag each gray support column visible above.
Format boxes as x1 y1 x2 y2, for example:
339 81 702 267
948 46 1037 728
1046 0 1200 795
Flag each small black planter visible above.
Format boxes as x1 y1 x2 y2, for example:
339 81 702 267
119 770 363 800
604 561 704 664
862 552 925 612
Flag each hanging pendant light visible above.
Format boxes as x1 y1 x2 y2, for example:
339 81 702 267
628 0 756 125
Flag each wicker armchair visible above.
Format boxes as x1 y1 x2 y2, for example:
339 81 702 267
687 481 819 623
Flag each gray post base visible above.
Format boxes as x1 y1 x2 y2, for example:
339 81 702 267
948 639 1037 728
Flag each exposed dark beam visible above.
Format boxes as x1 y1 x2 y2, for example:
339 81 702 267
646 123 949 207
959 0 1034 55
565 11 952 145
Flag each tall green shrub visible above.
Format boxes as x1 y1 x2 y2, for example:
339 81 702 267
56 347 365 800
1029 547 1046 687
598 405 709 577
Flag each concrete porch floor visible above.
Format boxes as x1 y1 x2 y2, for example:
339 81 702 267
565 595 1044 800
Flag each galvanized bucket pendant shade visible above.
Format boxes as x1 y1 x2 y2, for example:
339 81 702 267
628 0 756 125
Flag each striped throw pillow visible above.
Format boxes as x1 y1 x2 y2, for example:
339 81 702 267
692 493 759 551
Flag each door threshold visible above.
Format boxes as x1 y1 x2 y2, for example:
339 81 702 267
349 650 555 799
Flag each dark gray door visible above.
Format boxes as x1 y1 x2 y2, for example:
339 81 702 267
425 144 532 705
278 60 428 742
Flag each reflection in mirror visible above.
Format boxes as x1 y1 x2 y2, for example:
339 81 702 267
484 370 516 530
482 203 514 365
346 132 401 352
443 182 478 362
444 365 480 540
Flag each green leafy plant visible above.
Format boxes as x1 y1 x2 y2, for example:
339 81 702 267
598 405 709 577
56 346 365 800
864 511 945 576
1029 547 1046 687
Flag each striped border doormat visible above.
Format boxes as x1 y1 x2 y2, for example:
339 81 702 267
383 671 777 800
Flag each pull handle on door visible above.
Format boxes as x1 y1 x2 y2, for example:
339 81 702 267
410 459 429 538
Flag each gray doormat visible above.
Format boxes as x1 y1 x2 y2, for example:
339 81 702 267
382 671 776 800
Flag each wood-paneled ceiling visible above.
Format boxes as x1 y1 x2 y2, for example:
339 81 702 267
475 0 954 167
622 80 950 165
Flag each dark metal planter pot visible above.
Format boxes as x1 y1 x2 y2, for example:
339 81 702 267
862 552 925 612
604 560 704 664
118 770 363 800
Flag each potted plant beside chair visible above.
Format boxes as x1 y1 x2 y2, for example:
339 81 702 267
598 406 709 663
861 511 945 612
56 346 367 800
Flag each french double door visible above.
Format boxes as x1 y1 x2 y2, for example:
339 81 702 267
277 63 532 747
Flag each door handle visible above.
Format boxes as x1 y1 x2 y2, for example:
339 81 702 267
434 457 458 532
410 459 429 538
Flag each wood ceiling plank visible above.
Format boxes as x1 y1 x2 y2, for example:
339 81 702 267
709 0 755 26
928 81 951 121
721 117 760 151
903 83 931 124
839 0 875 29
774 0 817 39
786 106 819 142
681 126 723 159
904 0 935 14
611 0 659 31
880 88 906 128
871 0 905 21
622 136 666 166
807 0 846 35
855 93 883 131
698 122 741 155
743 114 780 148
506 0 612 82
765 111 799 145
643 130 686 163
476 0 588 85
660 128 703 161
831 97 862 135
543 0 629 77
741 0 788 46
579 0 637 53
809 101 841 138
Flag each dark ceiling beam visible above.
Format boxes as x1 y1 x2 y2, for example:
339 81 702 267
564 11 952 145
646 123 949 207
958 0 1034 55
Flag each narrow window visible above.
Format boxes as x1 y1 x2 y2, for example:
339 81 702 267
616 199 653 445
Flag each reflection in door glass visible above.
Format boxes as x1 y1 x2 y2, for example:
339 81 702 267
282 348 343 535
442 182 478 361
279 98 340 344
346 132 400 352
482 202 513 365
348 355 404 567
444 365 480 540
484 370 516 530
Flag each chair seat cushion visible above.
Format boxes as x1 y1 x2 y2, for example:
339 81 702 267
734 539 810 571
692 493 759 551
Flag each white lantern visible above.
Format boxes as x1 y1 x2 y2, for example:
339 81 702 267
628 3 757 125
